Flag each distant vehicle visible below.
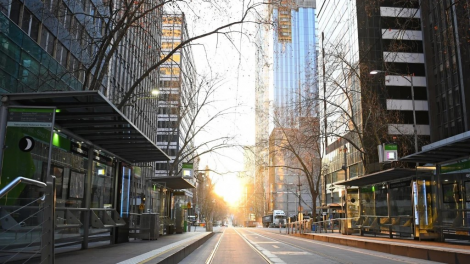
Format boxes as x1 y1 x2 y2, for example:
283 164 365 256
188 215 197 226
262 210 287 228
244 220 257 227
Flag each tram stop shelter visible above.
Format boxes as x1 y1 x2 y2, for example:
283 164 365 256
0 91 179 255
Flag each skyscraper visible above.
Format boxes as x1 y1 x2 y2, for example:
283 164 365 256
272 0 317 120
254 0 317 217
420 0 470 141
155 14 197 181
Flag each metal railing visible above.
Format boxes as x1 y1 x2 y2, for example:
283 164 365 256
286 218 350 235
0 176 51 263
0 176 46 199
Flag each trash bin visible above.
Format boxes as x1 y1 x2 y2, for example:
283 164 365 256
184 220 187 232
141 213 160 240
167 225 175 234
340 219 347 235
312 224 316 231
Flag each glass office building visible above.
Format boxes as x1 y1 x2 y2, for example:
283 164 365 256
272 1 316 120
269 0 317 218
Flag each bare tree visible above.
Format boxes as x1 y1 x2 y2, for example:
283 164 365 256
268 105 322 222
156 75 243 177
195 170 228 230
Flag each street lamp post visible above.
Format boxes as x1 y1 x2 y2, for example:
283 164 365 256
370 70 418 154
297 175 302 217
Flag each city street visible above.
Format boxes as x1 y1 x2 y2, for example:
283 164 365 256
181 226 443 264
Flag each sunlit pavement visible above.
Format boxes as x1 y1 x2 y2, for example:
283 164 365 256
38 226 470 264
180 226 447 264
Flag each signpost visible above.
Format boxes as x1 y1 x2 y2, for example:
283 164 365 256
379 143 398 163
182 163 194 178
0 106 56 263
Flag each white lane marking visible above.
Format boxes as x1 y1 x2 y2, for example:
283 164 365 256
272 245 279 249
275 252 312 255
254 230 439 264
234 228 285 263
116 233 208 264
253 242 281 244
206 229 226 264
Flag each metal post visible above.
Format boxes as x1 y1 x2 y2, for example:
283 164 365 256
41 108 56 263
410 75 418 153
111 160 120 244
0 105 8 168
436 164 443 241
82 145 94 249
297 175 301 217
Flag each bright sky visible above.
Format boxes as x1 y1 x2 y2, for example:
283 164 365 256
177 1 262 204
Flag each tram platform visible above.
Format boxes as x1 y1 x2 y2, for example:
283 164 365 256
50 227 215 264
290 231 470 264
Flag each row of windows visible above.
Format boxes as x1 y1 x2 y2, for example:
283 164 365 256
162 16 182 24
427 0 465 139
381 17 421 31
162 29 181 37
161 42 181 50
380 0 420 8
386 86 428 100
4 0 91 82
384 62 426 76
160 67 181 76
159 80 180 88
390 110 430 124
382 39 424 53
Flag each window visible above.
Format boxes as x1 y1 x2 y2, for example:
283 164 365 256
21 8 40 42
390 184 412 216
55 42 68 66
0 0 8 15
9 0 21 25
40 27 55 55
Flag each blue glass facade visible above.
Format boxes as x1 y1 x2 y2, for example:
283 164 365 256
0 13 83 93
273 7 316 118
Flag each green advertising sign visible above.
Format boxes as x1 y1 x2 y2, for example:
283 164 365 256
384 144 398 150
441 159 470 174
182 163 193 169
0 107 55 204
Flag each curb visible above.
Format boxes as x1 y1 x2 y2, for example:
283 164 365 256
290 233 470 264
157 232 214 264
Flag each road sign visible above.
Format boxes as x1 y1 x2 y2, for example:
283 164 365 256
139 204 144 210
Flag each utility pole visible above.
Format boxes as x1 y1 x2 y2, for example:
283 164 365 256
297 175 302 217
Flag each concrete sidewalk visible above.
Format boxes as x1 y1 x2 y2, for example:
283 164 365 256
51 228 215 264
290 232 470 264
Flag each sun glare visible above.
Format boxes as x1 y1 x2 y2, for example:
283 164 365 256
214 176 242 206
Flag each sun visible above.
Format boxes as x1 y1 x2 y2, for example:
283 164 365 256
213 175 242 206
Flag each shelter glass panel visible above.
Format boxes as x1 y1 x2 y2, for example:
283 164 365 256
389 184 412 216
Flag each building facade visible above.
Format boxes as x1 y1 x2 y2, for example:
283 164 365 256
421 0 470 141
318 0 431 232
272 0 317 120
255 0 317 217
0 1 196 259
155 14 196 179
398 0 470 242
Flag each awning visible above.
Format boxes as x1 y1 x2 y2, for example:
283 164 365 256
1 91 170 163
335 168 415 186
400 131 470 164
150 176 195 189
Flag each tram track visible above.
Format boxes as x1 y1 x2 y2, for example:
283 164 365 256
246 229 433 264
205 227 273 264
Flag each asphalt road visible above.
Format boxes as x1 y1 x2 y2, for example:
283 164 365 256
181 226 444 264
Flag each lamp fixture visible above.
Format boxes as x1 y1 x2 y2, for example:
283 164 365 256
151 89 159 95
